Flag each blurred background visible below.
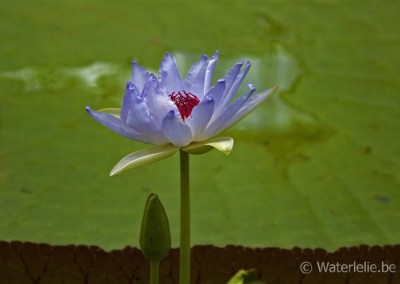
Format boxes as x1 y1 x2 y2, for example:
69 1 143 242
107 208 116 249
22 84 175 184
0 1 399 251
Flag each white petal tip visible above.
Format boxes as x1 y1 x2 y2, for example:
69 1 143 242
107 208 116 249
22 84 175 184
248 83 256 91
109 145 179 176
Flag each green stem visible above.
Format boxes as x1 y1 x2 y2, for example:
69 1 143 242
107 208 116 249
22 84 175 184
150 261 159 284
179 150 190 284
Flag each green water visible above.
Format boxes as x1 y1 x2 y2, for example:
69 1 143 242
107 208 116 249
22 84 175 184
0 1 399 251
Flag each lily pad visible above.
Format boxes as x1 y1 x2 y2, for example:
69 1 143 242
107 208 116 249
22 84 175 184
0 0 399 252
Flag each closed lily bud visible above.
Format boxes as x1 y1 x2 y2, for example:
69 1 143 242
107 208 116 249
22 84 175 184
140 193 171 262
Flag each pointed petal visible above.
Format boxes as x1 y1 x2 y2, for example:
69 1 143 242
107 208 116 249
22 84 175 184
110 144 179 176
207 79 226 114
98 108 121 118
184 54 208 98
161 110 193 147
124 94 169 144
120 81 139 124
142 75 174 125
203 84 256 139
220 62 243 99
217 61 251 112
86 106 153 144
221 86 278 131
124 95 150 128
159 52 184 94
187 96 215 140
132 61 150 91
182 136 234 155
204 50 219 93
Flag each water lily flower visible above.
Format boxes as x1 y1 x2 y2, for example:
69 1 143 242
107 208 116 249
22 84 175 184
86 51 277 175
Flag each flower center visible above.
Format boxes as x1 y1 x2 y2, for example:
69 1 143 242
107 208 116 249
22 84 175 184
169 91 200 121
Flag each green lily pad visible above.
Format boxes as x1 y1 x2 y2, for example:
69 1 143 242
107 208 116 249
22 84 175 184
0 0 399 251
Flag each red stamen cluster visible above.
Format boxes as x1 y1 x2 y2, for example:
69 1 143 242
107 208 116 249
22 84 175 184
169 91 200 121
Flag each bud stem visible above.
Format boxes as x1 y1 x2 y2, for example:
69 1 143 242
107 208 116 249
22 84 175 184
179 149 190 284
150 261 159 284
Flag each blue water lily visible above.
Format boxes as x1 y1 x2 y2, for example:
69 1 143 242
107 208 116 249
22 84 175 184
86 51 277 175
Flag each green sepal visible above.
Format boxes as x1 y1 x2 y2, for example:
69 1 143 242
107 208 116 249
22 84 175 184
139 193 171 262
182 136 234 155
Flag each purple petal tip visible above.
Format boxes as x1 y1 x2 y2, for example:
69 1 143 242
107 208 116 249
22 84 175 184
126 81 133 89
205 96 214 103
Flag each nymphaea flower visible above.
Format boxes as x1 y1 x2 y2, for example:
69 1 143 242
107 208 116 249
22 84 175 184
86 51 277 176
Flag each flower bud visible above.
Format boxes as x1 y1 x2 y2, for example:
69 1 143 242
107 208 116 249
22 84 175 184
139 193 171 262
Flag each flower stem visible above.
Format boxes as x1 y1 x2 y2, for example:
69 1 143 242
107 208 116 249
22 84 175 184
179 149 190 284
150 261 159 284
